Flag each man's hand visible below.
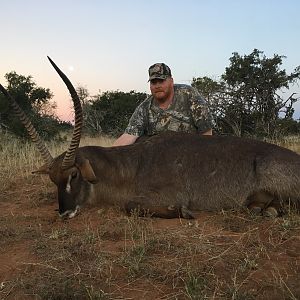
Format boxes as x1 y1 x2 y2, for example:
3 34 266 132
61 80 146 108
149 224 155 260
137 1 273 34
202 128 212 136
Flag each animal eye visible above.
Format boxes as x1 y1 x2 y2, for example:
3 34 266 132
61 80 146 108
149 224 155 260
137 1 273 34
71 171 78 179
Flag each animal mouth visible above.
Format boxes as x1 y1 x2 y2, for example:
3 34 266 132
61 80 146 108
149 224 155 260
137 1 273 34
59 205 80 219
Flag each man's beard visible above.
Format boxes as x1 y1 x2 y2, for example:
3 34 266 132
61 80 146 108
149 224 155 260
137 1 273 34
153 89 171 102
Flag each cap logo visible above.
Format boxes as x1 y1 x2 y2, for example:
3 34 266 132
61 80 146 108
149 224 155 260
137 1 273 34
153 65 161 73
148 63 172 81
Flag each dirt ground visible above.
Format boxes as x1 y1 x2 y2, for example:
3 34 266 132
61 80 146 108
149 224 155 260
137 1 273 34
0 174 300 300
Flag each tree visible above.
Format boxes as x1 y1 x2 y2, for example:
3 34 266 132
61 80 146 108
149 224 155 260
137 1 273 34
80 89 147 136
0 71 71 139
4 71 52 111
192 76 227 134
192 49 300 137
76 86 104 135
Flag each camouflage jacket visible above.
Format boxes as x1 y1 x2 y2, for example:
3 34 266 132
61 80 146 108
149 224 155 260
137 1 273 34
125 84 212 136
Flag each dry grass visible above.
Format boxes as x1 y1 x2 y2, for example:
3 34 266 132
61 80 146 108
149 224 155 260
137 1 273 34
1 132 300 299
0 132 114 190
265 135 300 153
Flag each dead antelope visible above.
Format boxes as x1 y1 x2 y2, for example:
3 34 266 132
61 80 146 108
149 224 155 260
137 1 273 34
1 57 300 219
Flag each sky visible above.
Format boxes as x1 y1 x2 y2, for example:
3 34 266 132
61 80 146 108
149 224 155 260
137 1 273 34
1 0 300 121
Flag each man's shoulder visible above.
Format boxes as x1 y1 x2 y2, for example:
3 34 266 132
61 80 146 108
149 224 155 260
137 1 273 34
135 94 153 110
174 84 198 94
141 94 153 104
174 84 200 99
174 83 193 90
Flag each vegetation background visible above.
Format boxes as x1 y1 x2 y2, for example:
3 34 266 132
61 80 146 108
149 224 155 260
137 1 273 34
1 49 300 140
1 49 300 299
0 133 300 299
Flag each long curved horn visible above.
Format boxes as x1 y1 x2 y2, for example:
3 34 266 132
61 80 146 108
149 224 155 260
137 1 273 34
0 84 54 167
47 56 83 170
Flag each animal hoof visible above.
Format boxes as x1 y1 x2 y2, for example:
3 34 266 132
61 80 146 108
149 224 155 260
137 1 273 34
249 206 262 216
263 206 278 218
167 205 176 211
180 206 195 219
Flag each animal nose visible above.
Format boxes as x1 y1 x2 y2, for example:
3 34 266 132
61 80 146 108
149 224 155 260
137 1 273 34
59 211 70 219
59 206 80 219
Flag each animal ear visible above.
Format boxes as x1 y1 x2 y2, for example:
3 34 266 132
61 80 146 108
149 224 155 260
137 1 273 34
77 159 98 184
32 163 50 175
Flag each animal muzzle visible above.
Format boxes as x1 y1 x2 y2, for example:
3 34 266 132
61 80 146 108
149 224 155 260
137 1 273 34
59 205 80 219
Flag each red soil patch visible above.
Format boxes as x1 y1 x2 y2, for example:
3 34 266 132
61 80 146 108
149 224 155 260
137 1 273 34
1 176 300 299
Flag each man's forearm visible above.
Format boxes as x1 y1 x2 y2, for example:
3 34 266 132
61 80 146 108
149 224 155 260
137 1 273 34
112 133 139 146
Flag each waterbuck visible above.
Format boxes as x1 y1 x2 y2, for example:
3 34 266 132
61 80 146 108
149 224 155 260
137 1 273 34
1 57 300 219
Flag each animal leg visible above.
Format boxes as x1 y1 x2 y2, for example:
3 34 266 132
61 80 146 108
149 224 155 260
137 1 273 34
247 191 274 216
124 200 194 219
263 197 283 217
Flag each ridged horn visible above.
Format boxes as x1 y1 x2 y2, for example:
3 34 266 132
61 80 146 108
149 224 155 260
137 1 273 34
0 84 54 167
47 56 83 170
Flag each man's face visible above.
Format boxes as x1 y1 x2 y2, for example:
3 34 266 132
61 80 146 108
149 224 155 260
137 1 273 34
150 77 174 102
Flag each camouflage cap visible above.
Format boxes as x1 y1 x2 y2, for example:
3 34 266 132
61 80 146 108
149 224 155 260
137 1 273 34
148 63 172 81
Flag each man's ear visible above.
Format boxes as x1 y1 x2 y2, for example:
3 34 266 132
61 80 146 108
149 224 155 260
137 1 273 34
76 159 98 184
32 163 50 175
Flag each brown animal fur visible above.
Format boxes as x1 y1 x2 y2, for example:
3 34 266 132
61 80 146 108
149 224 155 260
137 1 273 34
36 131 300 218
2 58 300 219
